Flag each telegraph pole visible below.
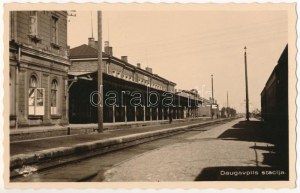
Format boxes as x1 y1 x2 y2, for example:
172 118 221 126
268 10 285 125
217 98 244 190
211 74 214 118
227 91 229 117
211 74 214 103
244 46 250 121
97 11 103 132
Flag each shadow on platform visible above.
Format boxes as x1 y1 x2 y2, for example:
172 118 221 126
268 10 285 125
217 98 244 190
217 120 288 169
193 120 289 181
217 120 269 143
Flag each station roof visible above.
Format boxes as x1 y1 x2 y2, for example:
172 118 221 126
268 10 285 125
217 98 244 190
69 44 176 86
69 44 110 59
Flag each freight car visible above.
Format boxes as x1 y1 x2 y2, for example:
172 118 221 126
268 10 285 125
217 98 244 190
260 44 288 151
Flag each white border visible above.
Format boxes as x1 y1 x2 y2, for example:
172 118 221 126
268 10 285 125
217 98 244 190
0 0 298 193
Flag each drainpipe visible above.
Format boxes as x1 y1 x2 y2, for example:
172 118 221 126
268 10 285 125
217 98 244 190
15 43 21 129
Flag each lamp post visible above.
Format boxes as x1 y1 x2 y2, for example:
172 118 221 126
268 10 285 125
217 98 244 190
244 46 250 121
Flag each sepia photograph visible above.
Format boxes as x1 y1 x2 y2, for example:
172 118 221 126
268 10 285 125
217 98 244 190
2 2 297 189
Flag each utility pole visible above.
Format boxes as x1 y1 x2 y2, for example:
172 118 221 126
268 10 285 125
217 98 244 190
91 11 93 38
211 74 214 118
244 46 250 121
97 11 103 132
227 91 229 117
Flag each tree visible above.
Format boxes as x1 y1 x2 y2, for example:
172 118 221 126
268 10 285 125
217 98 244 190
221 107 236 118
252 108 261 120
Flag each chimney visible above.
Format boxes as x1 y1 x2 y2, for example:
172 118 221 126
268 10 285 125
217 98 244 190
104 41 109 47
137 63 141 68
145 67 153 73
88 37 96 48
109 47 113 56
104 41 113 56
94 41 98 47
121 56 128 63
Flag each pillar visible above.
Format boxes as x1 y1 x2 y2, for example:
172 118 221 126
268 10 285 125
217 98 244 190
124 105 127 122
143 106 146 121
134 106 137 122
156 108 159 121
150 108 152 121
191 107 195 118
174 108 176 119
112 105 115 123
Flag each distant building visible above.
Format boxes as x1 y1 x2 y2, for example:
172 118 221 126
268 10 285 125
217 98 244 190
9 11 70 128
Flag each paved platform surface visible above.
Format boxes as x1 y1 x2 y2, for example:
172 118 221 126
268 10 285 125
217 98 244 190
11 118 289 182
101 118 289 181
10 118 215 156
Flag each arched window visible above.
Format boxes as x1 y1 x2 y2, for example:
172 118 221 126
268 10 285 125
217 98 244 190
28 75 44 115
51 79 58 114
29 75 37 88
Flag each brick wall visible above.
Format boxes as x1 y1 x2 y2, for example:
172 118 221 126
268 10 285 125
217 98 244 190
15 11 68 58
16 11 30 44
70 60 98 72
18 70 26 120
42 74 50 122
10 65 16 115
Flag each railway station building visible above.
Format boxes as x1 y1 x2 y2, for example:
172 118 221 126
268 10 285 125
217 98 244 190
8 11 216 128
68 38 208 123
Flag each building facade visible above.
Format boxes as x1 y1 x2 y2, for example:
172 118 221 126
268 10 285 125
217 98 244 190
9 11 70 128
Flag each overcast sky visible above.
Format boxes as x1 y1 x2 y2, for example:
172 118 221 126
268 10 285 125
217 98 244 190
68 9 287 113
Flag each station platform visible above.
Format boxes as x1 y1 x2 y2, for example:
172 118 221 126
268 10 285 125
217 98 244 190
10 117 212 141
10 117 232 176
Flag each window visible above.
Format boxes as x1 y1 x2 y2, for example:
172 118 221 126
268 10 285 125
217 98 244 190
51 16 58 45
28 75 44 115
117 72 121 78
28 11 42 43
51 79 58 115
29 11 38 36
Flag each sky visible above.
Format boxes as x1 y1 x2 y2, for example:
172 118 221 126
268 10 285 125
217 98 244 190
67 9 288 113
